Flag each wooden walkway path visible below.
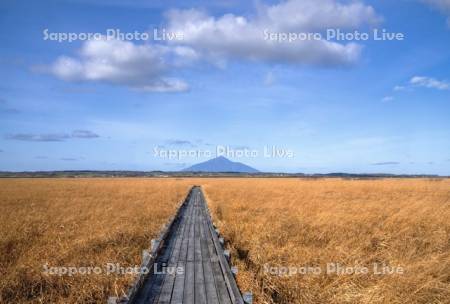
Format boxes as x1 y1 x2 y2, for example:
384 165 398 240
126 186 247 304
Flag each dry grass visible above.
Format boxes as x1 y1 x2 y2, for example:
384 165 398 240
1 178 449 303
201 178 450 304
0 178 193 303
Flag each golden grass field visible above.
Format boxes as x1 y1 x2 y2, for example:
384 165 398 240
202 178 450 304
1 178 449 303
0 178 193 303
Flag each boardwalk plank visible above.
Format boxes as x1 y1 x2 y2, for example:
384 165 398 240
195 261 207 304
170 198 194 304
202 258 220 304
130 187 243 304
199 208 220 303
183 261 195 304
156 205 188 303
211 261 232 304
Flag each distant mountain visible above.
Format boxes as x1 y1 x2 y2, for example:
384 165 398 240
182 156 259 173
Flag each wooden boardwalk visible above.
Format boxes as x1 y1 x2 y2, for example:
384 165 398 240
129 186 245 304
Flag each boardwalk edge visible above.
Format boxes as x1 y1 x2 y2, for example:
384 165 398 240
108 186 194 304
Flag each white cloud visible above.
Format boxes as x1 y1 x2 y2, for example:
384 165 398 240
388 76 449 97
165 0 380 66
45 0 380 91
381 96 394 102
50 38 190 92
262 0 380 31
410 76 450 90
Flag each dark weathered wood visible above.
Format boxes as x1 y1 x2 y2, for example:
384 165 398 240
183 261 195 304
130 201 187 304
202 259 220 303
194 208 207 304
194 261 207 304
199 214 220 303
200 190 245 304
128 186 244 304
170 260 185 304
211 260 232 304
157 201 189 303
186 205 195 262
142 217 179 304
171 197 195 304
194 221 202 261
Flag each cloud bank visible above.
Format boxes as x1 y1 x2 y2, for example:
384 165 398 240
391 76 449 94
410 76 449 90
5 130 100 142
50 39 190 92
45 0 380 91
164 0 379 67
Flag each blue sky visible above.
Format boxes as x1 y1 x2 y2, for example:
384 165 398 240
0 0 449 174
